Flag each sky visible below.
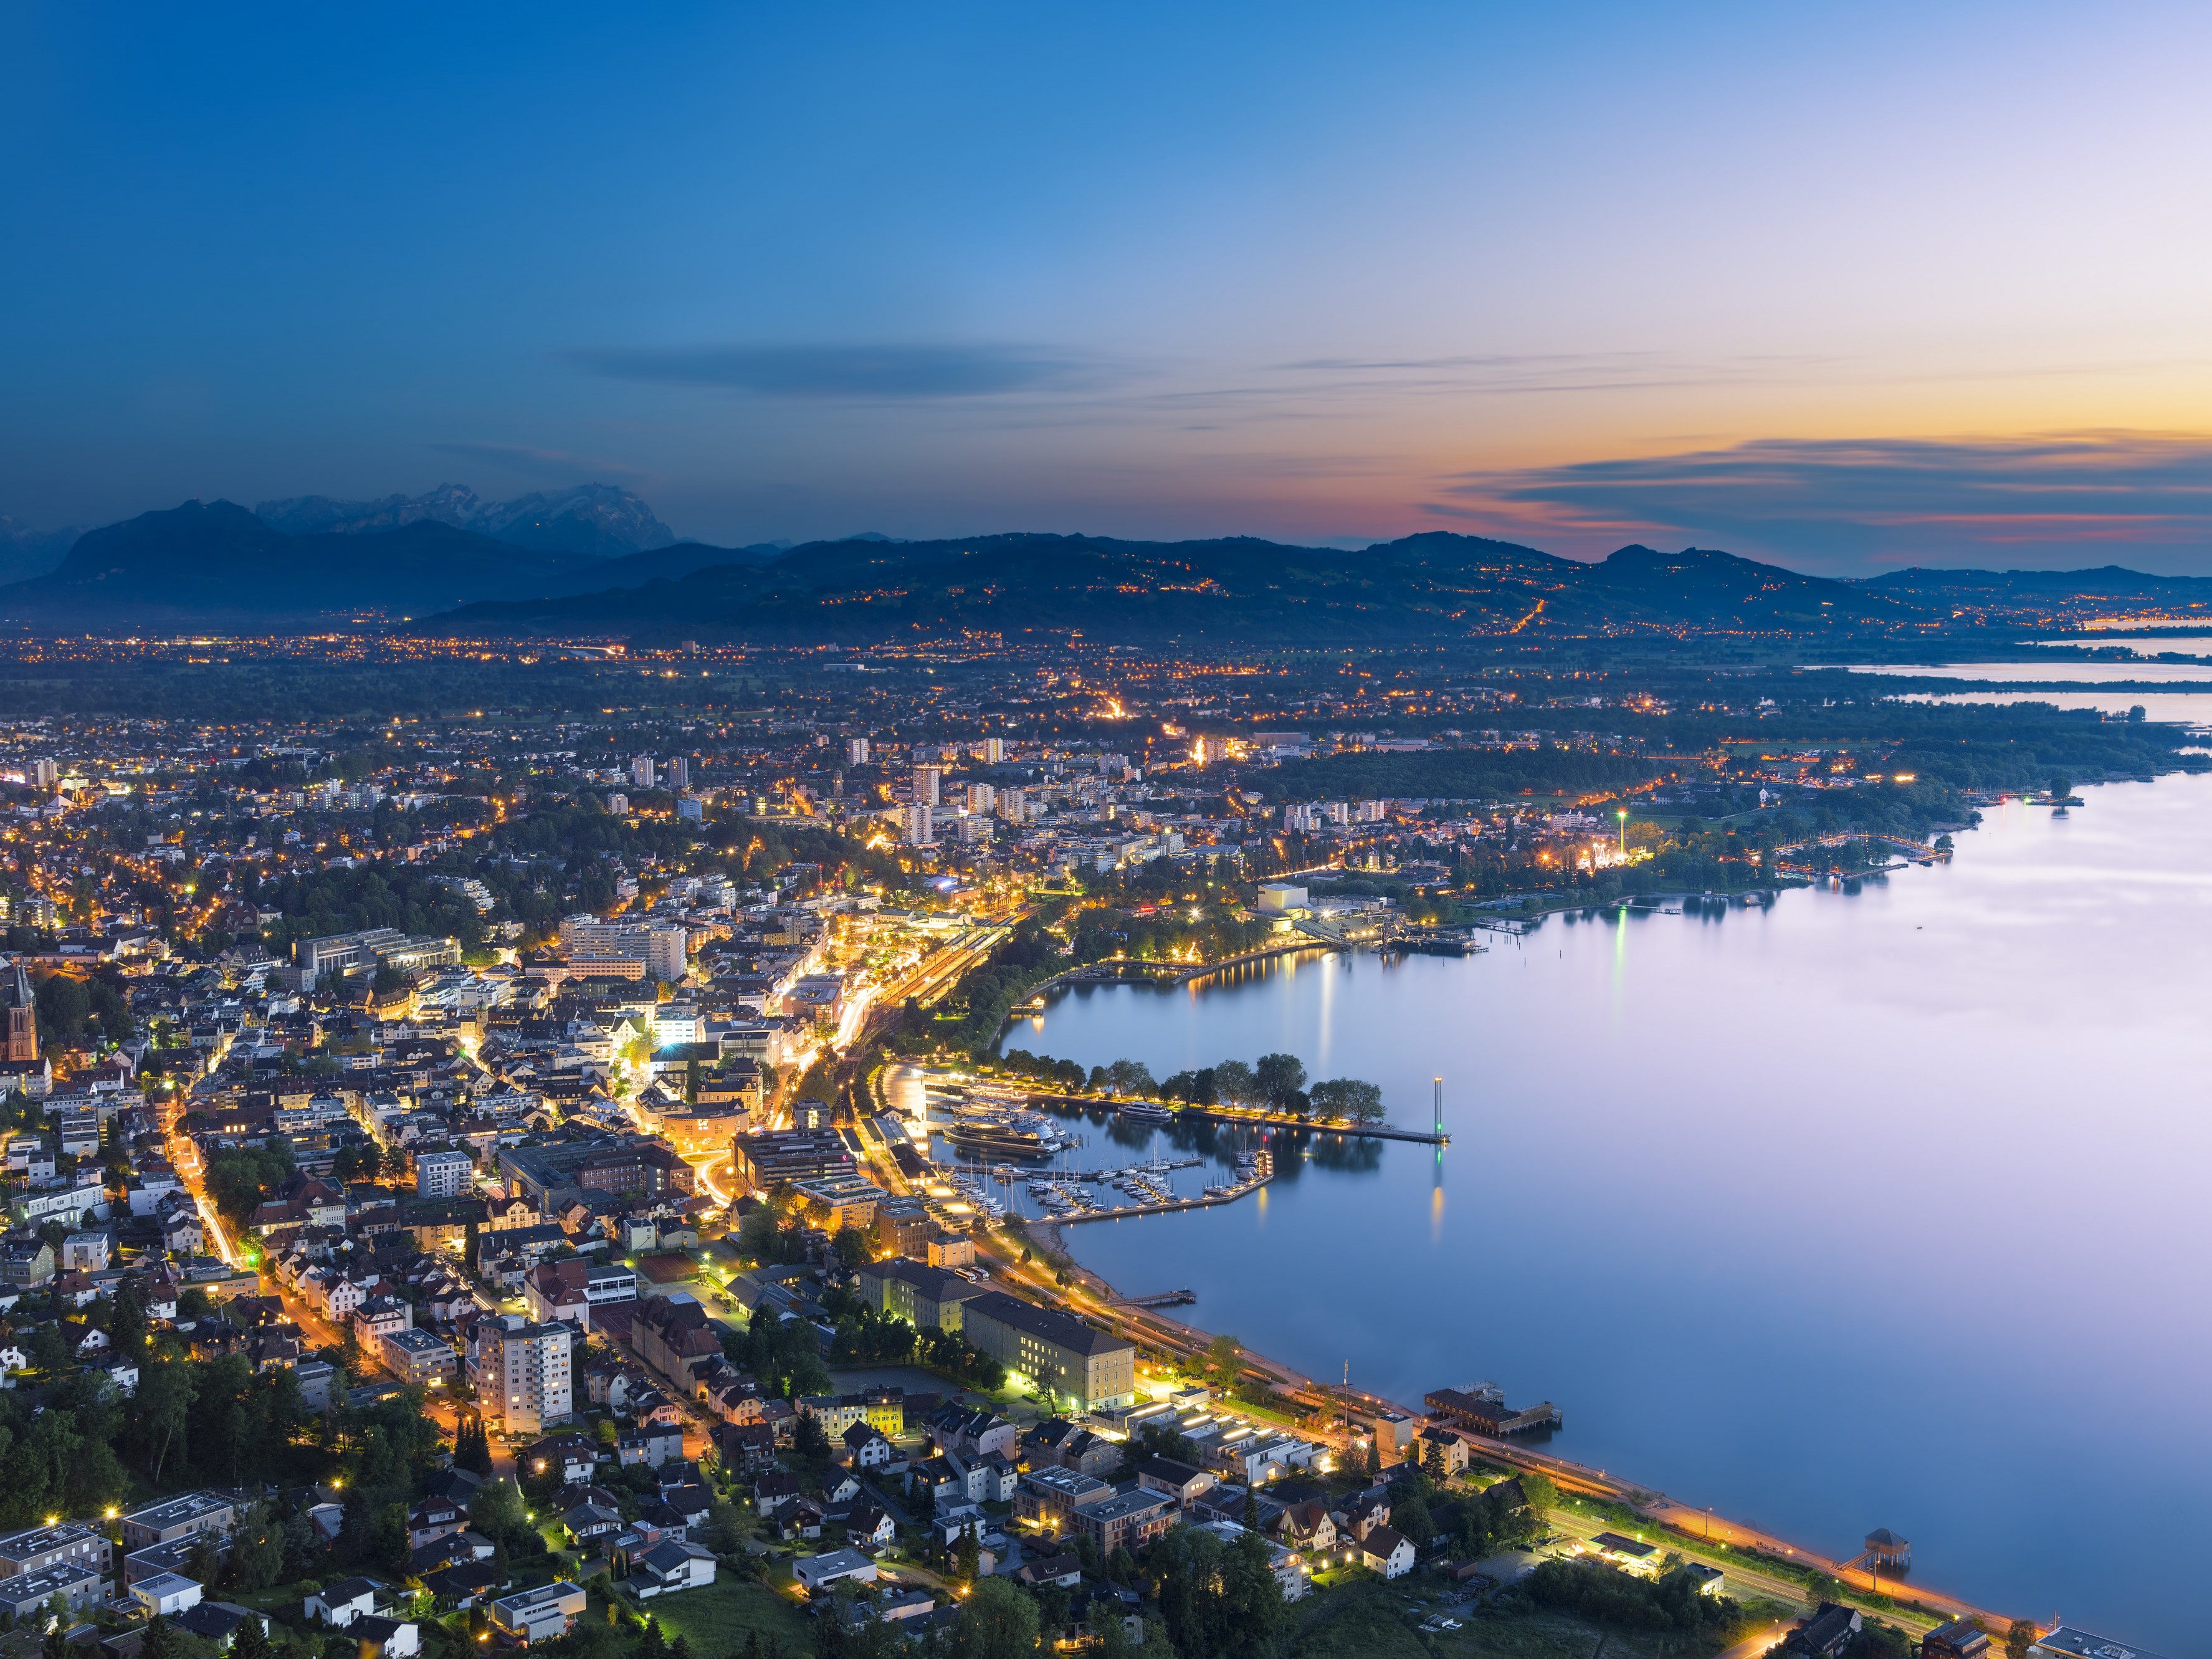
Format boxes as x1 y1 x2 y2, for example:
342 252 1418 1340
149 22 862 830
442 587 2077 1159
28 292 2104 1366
7 2 2212 573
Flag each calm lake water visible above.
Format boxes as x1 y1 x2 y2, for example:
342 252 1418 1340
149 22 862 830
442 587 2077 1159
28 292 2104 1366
1006 774 2212 1648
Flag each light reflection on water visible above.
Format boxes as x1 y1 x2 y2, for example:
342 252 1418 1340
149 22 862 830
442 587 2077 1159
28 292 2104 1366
1012 775 2212 1647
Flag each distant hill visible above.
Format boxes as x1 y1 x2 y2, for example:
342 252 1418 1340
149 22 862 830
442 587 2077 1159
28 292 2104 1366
0 517 84 585
411 529 1925 643
0 500 609 622
1867 565 2212 623
18 500 2211 639
0 500 789 623
255 482 678 558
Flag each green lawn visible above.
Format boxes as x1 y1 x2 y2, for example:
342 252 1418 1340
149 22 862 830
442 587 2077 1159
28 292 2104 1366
1292 1582 1752 1659
642 1575 813 1653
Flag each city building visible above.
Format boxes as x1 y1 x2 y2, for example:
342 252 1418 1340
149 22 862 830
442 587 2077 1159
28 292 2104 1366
855 1256 986 1332
0 1523 112 1581
488 1582 588 1645
381 1327 460 1386
293 929 461 992
415 1149 474 1198
122 1493 237 1551
480 1317 573 1436
960 1291 1137 1412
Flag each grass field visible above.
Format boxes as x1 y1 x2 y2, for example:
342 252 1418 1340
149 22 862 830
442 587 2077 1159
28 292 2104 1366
642 1575 814 1653
1291 1582 1757 1659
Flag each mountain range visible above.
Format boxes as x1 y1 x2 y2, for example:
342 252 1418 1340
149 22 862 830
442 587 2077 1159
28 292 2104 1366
3 493 2211 641
0 498 781 624
412 530 1925 643
253 482 677 559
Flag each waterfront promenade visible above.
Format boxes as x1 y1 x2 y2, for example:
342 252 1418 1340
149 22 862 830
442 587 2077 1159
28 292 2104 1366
1008 1235 2014 1634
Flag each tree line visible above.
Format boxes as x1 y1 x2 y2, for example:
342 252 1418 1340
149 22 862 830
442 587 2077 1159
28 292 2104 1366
996 1047 1385 1124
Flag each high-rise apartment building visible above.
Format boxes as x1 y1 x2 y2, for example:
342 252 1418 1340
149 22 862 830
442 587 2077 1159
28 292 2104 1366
416 1149 474 1199
665 757 689 788
966 783 996 813
480 1316 572 1434
983 737 1004 763
913 765 941 806
630 756 656 788
847 737 871 766
903 804 935 846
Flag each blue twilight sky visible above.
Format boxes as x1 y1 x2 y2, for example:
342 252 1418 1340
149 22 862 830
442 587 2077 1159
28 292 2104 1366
7 2 2212 572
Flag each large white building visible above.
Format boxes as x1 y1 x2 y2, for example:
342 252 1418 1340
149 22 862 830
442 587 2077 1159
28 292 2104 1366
480 1316 573 1435
556 916 689 983
415 1149 474 1199
912 765 941 806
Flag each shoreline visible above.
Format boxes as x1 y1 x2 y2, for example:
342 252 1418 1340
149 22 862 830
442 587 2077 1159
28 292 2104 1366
1024 1217 2015 1637
994 860 2025 1638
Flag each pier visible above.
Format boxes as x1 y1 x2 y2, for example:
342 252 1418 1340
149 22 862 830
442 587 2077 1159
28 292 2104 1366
1051 1167 1273 1224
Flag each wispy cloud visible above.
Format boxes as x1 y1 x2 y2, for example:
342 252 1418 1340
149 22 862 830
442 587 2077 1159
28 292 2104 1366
1272 350 1844 399
1441 433 2212 574
566 342 1117 399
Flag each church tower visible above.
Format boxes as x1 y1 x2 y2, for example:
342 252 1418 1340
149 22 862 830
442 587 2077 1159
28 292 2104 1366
2 959 36 1063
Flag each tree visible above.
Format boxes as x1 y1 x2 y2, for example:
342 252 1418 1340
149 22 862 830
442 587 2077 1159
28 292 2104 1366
229 1501 287 1591
129 1355 196 1482
1211 1059 1256 1106
1147 1525 1285 1659
794 1412 830 1460
1392 1486 1434 1548
1308 1078 1383 1124
952 1529 981 1585
1423 1434 1448 1483
1205 1333 1242 1393
1081 1601 1134 1659
453 1413 493 1476
2049 775 2073 802
106 1281 148 1355
1516 1470 1557 1521
1253 1053 1305 1110
469 1477 528 1547
950 1577 1036 1659
2006 1622 2038 1659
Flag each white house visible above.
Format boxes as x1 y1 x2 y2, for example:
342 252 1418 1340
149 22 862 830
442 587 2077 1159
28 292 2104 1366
631 1541 716 1597
842 1425 898 1470
350 1615 419 1658
789 1549 877 1595
133 1574 204 1617
846 1503 896 1548
305 1577 384 1627
1360 1526 1415 1580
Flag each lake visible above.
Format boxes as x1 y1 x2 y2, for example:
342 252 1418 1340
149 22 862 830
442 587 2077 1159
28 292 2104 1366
1006 773 2212 1648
